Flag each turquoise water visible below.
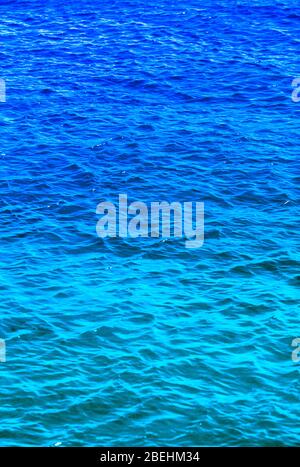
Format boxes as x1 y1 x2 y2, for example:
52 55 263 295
0 0 299 446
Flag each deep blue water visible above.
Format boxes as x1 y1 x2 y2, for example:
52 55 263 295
0 0 299 446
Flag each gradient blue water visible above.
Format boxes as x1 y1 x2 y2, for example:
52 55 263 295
0 0 299 446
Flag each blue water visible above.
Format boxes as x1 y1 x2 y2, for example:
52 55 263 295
0 0 299 447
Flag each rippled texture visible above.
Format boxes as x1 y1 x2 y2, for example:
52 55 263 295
0 0 299 447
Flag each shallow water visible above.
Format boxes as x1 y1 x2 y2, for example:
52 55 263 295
0 0 299 446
